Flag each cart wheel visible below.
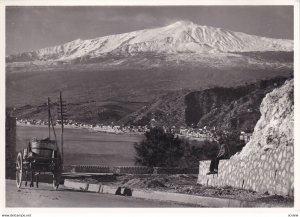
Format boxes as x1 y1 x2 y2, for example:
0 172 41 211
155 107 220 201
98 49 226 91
16 152 23 188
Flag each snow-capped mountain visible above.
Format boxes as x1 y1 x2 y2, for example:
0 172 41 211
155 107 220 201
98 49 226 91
6 21 294 126
6 21 293 63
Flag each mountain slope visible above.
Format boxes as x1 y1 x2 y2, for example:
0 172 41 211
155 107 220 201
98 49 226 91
120 77 290 131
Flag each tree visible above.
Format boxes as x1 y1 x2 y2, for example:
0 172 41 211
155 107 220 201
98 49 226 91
134 127 185 167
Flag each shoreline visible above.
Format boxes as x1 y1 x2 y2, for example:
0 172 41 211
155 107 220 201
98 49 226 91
17 123 145 137
17 124 214 140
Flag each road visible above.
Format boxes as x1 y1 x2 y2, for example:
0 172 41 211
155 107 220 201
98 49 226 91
5 180 192 207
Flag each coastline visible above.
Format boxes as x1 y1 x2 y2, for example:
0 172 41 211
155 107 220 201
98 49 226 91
16 123 145 137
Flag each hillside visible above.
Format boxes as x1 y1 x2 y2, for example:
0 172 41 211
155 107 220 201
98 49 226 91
121 76 290 131
11 76 291 133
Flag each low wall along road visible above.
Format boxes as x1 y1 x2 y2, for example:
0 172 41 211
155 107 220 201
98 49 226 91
67 165 199 175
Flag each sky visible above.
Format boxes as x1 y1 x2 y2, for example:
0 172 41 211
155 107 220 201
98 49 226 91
6 6 294 55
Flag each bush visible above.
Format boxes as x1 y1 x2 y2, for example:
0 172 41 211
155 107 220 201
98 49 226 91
134 127 185 167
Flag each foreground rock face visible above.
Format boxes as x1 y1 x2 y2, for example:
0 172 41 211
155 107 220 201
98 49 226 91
198 79 294 196
239 79 294 157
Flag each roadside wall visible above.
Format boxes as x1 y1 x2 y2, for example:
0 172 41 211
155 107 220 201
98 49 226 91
197 144 294 196
66 165 198 175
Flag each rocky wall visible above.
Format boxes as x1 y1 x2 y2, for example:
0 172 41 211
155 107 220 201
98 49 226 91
197 144 294 196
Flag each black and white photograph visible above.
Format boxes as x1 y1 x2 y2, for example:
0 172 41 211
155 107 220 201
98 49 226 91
2 1 299 214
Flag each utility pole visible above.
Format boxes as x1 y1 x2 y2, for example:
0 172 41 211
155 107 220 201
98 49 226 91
47 97 51 139
57 91 67 165
60 92 64 164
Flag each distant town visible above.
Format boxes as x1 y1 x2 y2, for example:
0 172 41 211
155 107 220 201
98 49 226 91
16 118 252 143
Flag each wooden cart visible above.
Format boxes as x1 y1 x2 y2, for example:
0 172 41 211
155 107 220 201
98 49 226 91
16 92 66 190
16 138 62 190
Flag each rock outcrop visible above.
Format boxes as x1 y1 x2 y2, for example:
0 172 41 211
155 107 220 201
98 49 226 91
238 79 294 157
198 79 294 196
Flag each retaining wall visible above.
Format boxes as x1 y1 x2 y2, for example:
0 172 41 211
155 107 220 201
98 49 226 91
70 165 110 173
67 165 198 175
197 145 294 196
110 166 153 174
153 167 198 174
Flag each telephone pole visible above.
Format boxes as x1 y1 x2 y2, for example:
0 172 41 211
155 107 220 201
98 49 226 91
47 97 51 139
57 91 67 164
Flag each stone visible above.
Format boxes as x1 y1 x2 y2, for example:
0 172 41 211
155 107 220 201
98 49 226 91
290 164 294 173
282 186 289 196
280 161 286 170
278 171 282 177
240 161 245 167
269 157 273 164
252 183 256 191
278 152 282 162
283 148 287 158
263 162 268 170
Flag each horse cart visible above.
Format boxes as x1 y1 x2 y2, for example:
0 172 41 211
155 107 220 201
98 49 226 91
16 138 62 190
16 92 66 190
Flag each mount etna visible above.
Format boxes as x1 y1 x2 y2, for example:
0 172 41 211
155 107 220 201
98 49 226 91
6 21 293 129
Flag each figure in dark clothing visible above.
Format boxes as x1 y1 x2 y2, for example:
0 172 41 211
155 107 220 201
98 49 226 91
206 143 230 175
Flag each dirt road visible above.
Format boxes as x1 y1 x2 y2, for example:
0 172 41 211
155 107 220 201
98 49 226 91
5 180 192 207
